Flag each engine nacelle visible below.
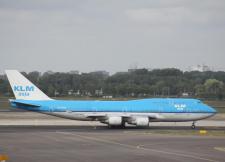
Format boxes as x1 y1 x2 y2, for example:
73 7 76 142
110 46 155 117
107 116 122 126
128 117 149 126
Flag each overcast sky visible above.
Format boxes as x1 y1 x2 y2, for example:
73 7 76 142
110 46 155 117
0 0 225 74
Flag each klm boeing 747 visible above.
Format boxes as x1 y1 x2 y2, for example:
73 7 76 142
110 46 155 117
5 70 217 128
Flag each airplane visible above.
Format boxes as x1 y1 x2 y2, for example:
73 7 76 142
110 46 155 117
5 70 217 128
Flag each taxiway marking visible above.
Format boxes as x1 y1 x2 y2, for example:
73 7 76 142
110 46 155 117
57 131 219 162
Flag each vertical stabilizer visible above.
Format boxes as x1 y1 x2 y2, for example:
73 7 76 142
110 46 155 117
5 70 52 100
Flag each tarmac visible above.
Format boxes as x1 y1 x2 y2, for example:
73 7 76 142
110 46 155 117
0 111 225 162
0 126 225 162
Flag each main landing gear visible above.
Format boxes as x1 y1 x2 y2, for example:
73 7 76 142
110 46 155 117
108 121 126 129
191 121 196 129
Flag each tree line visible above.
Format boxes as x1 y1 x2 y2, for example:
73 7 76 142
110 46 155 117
0 68 225 100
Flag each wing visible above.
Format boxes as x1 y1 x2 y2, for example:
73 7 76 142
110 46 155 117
84 112 157 121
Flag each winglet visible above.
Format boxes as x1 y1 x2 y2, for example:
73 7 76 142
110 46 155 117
5 70 52 100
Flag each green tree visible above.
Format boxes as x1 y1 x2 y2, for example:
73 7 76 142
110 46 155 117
195 84 205 97
204 79 224 99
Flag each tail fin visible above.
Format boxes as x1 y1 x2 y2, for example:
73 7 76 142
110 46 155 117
5 70 52 100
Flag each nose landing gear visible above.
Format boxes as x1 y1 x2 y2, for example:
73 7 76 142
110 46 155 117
191 121 196 129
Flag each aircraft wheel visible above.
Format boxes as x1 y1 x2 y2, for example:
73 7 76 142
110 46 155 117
121 121 126 128
191 122 196 129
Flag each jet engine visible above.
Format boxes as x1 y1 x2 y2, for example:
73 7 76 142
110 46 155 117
128 117 149 126
102 116 122 126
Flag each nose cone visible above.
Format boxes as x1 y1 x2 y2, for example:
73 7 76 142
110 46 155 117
205 104 217 114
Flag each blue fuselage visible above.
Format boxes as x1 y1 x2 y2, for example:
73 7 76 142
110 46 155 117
10 98 217 124
11 98 216 113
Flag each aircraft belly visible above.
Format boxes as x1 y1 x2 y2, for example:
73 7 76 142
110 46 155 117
151 113 214 122
45 112 92 121
43 112 214 122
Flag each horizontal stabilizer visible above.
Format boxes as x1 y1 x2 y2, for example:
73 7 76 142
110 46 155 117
10 100 40 108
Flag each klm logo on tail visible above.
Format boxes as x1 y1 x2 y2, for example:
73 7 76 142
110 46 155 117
14 85 34 96
14 85 34 92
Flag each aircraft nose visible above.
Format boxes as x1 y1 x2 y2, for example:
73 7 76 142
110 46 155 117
206 105 217 114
